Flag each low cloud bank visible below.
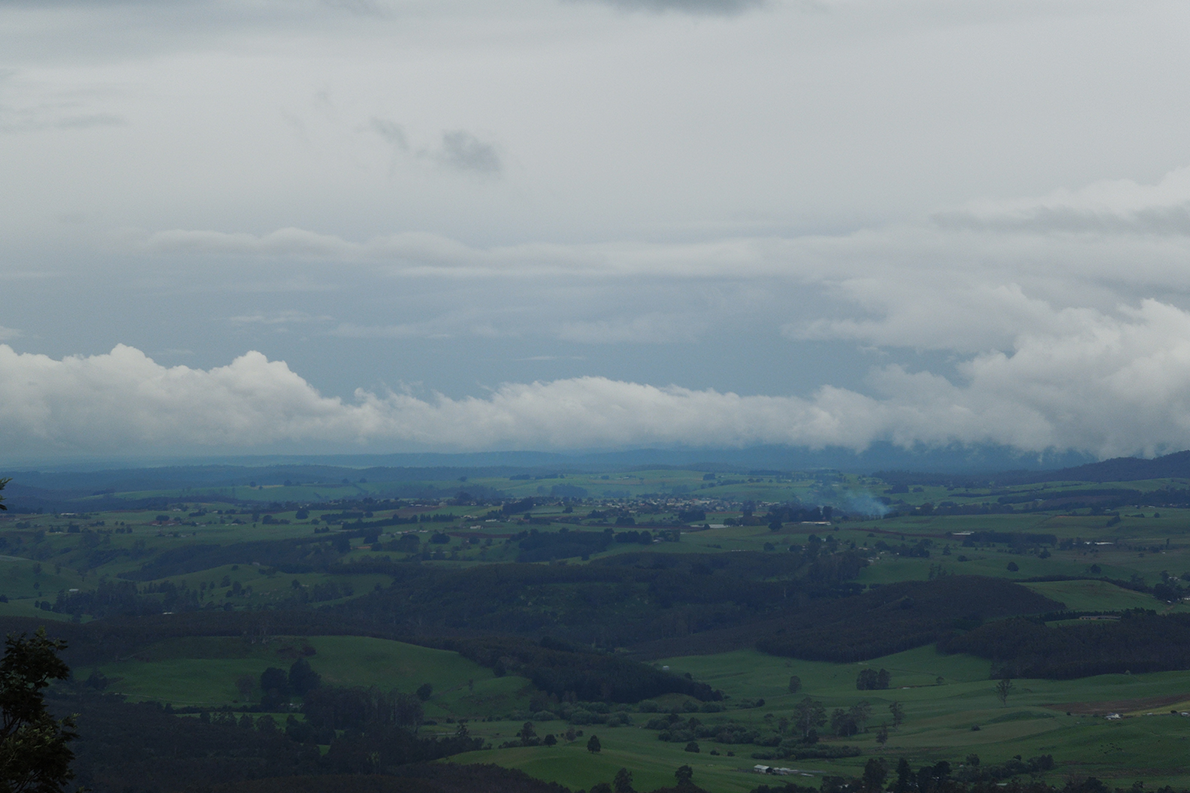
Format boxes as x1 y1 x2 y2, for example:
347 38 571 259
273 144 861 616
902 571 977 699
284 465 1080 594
934 166 1190 236
5 298 1190 459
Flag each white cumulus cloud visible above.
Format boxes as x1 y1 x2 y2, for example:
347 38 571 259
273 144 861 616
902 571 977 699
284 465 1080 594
6 301 1190 459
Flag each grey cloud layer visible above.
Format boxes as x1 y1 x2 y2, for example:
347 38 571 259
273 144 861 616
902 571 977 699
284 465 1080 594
0 112 124 134
104 166 1190 458
6 1 1190 460
132 164 1190 353
576 0 765 14
934 167 1190 236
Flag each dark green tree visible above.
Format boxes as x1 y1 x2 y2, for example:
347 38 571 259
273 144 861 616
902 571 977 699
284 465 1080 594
849 700 872 730
861 758 888 793
287 658 320 695
893 757 913 793
830 708 858 737
260 667 288 696
791 696 826 741
857 668 892 690
674 765 694 787
0 628 77 793
995 675 1014 706
586 734 601 753
612 768 634 793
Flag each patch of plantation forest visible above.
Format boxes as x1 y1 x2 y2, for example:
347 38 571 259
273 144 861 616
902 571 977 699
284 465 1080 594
753 576 1063 662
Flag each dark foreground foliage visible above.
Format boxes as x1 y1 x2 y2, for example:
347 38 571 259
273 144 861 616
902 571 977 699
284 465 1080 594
0 628 77 793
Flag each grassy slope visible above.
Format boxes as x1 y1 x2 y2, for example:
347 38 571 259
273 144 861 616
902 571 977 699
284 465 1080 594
92 635 531 718
1021 579 1166 612
658 646 1190 788
449 729 763 793
462 643 1190 790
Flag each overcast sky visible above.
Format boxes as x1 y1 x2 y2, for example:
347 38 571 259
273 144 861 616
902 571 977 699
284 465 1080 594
2 0 1190 461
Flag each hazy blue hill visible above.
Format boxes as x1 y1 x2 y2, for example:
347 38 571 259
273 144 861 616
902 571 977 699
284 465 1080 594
878 448 1190 487
1021 449 1190 483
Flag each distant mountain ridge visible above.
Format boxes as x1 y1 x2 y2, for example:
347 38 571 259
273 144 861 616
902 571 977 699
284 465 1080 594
1027 450 1190 483
878 449 1190 487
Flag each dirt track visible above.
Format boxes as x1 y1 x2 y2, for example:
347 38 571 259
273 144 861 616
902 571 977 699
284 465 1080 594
1045 693 1190 715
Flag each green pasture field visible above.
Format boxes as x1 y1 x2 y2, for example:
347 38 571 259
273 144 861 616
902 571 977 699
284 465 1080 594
857 551 1111 586
0 555 87 599
654 645 1190 788
38 468 826 512
449 727 764 793
90 628 1190 791
160 564 394 608
6 493 1190 602
3 496 1189 621
1023 579 1184 612
0 598 75 622
13 469 1190 518
90 635 531 718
